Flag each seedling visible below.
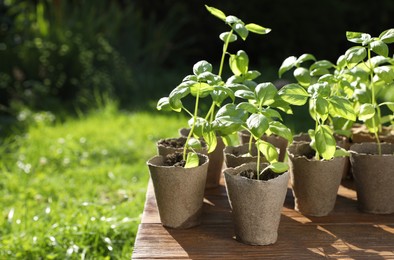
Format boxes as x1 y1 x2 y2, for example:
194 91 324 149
344 29 394 155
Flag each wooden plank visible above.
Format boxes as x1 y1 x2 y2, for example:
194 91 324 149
133 177 394 259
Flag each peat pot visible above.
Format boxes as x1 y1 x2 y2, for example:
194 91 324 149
223 143 263 168
350 142 394 214
287 142 347 216
224 162 289 245
147 153 209 229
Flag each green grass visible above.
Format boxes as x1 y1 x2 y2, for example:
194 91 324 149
0 103 186 259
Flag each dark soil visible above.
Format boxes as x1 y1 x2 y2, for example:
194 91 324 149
164 153 186 167
158 139 185 149
303 150 316 159
158 138 207 149
240 168 283 181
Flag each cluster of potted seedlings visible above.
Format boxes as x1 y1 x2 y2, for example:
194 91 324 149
147 5 394 245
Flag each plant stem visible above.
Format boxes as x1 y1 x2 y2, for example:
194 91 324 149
367 48 382 155
218 29 233 77
256 142 261 181
183 84 201 161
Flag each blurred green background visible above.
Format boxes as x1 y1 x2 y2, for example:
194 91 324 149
1 0 393 126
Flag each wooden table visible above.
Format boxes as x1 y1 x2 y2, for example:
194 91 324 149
132 177 394 259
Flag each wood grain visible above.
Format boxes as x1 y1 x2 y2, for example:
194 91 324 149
133 178 394 259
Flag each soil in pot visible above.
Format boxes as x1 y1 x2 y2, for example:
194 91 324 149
147 152 209 229
287 142 347 217
350 142 394 214
224 162 289 245
157 137 207 157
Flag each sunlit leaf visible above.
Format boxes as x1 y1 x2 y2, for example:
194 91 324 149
315 125 336 160
268 161 289 173
219 31 237 43
185 152 199 168
246 113 269 139
329 96 357 121
279 56 297 77
245 23 271 34
193 60 212 75
294 67 312 87
233 23 248 40
379 28 394 43
370 40 389 57
278 83 309 106
255 82 277 106
205 5 226 22
358 103 376 121
256 139 278 163
345 46 367 69
229 50 249 76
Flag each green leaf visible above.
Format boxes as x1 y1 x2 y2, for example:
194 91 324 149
236 102 258 113
255 82 277 106
370 40 389 57
310 60 335 71
205 5 226 22
184 152 199 168
213 104 247 135
346 31 371 44
294 67 312 87
295 53 316 65
379 28 394 43
245 23 271 34
315 97 329 121
262 108 283 120
226 15 240 24
345 46 367 69
186 137 202 150
334 148 350 158
246 113 269 139
270 97 293 114
156 97 172 111
358 103 376 121
373 66 394 83
190 82 214 98
365 113 380 134
203 130 217 153
328 96 357 121
256 139 278 163
188 117 208 137
268 162 289 173
267 121 293 143
235 89 255 99
245 70 261 80
193 60 212 75
336 55 346 69
212 86 235 105
219 32 237 43
315 125 336 160
169 83 191 112
278 83 309 106
233 23 249 40
279 56 297 77
229 50 249 76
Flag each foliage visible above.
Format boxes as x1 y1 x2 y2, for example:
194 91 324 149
0 103 185 258
278 54 356 160
343 29 394 154
157 6 271 167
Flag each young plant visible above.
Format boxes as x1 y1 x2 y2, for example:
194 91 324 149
203 5 271 130
344 29 394 154
279 55 357 160
156 60 225 168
